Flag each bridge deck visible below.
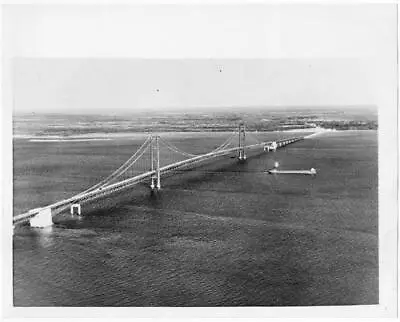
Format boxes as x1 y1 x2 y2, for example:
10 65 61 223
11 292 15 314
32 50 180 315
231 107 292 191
13 136 304 226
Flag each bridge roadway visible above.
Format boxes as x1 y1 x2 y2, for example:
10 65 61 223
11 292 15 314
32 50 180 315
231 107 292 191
12 136 304 226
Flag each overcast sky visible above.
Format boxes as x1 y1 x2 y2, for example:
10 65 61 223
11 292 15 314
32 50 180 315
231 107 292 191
4 4 397 113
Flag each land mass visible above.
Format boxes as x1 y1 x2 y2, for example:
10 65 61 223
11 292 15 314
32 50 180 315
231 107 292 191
13 106 378 137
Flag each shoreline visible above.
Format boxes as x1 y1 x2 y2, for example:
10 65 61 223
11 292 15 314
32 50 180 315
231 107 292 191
13 128 376 141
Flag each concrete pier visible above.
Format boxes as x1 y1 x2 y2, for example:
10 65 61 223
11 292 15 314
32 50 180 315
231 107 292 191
71 203 82 216
30 208 53 228
264 141 278 152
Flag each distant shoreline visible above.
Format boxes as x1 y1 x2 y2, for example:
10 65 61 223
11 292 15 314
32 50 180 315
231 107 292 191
13 128 377 141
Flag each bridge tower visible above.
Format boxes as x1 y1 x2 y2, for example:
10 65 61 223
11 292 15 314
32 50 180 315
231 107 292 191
238 122 247 161
150 135 161 190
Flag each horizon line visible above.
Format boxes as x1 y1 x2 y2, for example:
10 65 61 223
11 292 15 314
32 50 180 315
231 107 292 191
13 104 378 115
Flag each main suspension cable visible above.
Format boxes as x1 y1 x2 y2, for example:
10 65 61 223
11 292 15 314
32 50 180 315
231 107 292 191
77 135 152 195
210 131 237 152
158 137 197 158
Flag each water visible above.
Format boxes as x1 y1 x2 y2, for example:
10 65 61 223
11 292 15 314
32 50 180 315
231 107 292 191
13 131 378 306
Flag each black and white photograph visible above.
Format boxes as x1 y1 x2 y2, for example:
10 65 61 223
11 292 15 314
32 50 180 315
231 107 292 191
2 2 398 319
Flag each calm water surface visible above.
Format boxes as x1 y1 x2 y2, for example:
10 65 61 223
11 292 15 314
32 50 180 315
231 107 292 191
13 131 378 306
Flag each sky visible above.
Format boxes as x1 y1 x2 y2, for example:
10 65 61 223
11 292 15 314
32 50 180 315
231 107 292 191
3 4 397 113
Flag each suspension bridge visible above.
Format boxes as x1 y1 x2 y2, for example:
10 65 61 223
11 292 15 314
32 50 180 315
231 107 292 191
13 123 305 228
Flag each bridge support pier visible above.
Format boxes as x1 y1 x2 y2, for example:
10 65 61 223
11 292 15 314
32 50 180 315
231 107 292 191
264 141 278 152
30 207 53 228
150 175 160 191
71 203 82 216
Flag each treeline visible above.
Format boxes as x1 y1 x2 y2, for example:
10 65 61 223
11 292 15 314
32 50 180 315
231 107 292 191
315 120 378 130
31 114 378 136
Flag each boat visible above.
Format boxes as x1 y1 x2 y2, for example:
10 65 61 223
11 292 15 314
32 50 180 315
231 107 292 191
266 162 317 175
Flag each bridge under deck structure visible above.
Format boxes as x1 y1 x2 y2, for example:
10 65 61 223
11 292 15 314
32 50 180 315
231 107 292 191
13 124 306 227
